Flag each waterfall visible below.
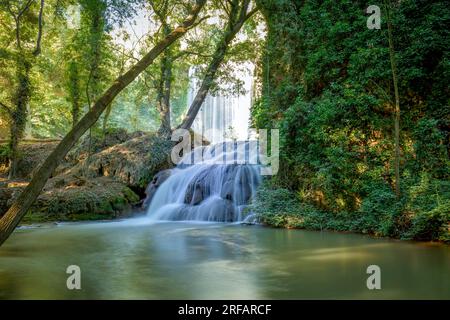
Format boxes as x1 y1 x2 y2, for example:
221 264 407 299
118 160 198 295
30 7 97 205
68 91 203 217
189 64 254 143
147 142 262 222
146 63 260 222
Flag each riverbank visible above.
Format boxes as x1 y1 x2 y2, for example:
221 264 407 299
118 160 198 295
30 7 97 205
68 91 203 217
250 181 450 243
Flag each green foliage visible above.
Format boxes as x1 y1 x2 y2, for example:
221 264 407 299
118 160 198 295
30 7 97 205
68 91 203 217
23 180 140 223
402 174 450 242
0 144 10 166
252 178 449 242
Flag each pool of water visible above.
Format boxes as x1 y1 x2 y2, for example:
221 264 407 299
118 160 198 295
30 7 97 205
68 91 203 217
0 219 448 299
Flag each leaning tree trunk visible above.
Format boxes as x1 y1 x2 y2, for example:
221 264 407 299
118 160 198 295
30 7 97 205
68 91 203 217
178 0 256 130
0 0 206 247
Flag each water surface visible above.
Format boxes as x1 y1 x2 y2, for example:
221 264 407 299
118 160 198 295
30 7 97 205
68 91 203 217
0 219 448 299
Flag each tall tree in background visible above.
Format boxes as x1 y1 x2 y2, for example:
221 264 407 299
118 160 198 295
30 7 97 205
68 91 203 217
385 0 401 197
67 60 82 126
151 0 175 137
65 0 110 128
0 0 45 178
0 0 207 246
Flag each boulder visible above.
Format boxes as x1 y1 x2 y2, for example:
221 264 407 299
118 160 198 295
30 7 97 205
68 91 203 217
184 182 204 205
15 142 59 179
69 133 174 189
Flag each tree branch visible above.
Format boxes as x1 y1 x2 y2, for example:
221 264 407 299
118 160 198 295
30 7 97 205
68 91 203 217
18 0 35 18
0 101 13 117
173 50 213 60
244 7 258 21
188 14 211 30
32 0 44 56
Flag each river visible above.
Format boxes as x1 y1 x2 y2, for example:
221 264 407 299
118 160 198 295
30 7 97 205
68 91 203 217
0 219 448 299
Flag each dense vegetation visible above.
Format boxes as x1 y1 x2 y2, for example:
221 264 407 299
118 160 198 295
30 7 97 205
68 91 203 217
251 0 449 242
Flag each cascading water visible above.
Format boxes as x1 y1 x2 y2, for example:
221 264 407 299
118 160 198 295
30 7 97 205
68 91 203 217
189 64 254 143
146 63 260 222
147 142 262 222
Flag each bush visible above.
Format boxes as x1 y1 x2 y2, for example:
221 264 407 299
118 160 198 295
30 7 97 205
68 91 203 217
251 177 449 243
402 175 450 241
0 144 10 166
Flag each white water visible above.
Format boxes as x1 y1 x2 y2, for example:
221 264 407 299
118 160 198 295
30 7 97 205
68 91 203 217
189 64 254 143
147 142 262 222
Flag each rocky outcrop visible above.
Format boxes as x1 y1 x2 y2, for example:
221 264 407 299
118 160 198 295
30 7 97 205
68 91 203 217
142 169 172 210
0 130 175 223
0 129 209 222
69 133 174 189
2 176 140 222
18 142 60 178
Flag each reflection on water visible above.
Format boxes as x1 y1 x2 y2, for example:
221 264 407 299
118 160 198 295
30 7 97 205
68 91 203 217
0 219 449 299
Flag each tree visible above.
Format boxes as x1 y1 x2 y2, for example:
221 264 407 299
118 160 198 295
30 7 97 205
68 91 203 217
0 0 207 246
385 0 401 197
179 0 257 130
151 0 176 137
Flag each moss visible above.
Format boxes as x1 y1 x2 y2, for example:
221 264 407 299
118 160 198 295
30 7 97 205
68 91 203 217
251 180 450 243
22 211 57 223
122 186 140 203
65 212 115 221
13 177 141 224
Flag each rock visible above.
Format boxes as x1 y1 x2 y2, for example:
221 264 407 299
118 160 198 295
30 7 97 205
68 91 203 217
15 142 59 179
0 185 12 218
142 169 172 209
188 183 204 205
238 166 253 204
220 180 234 201
66 128 143 163
183 169 212 205
69 132 174 190
4 176 140 223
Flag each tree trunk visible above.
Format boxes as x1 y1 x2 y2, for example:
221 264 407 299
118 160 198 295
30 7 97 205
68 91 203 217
178 0 255 130
102 103 112 133
157 56 173 137
68 62 81 127
157 29 173 138
8 57 31 179
0 0 206 247
386 0 401 197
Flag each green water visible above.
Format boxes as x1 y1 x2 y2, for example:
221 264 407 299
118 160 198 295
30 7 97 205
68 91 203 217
0 219 448 299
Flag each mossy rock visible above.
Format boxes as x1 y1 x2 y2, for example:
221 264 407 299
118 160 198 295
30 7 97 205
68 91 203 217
70 132 174 190
12 176 141 223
